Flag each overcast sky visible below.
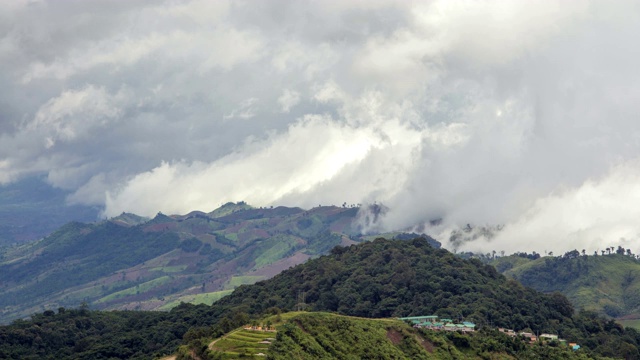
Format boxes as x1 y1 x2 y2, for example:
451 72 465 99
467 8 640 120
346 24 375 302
2 0 640 253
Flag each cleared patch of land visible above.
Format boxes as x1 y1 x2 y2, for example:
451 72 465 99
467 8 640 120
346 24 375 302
158 290 233 310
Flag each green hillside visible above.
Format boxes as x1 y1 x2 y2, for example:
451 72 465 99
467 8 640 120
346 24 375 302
207 327 273 358
189 311 596 360
214 238 573 330
194 238 640 358
492 252 640 318
266 312 595 360
2 238 640 359
0 203 440 323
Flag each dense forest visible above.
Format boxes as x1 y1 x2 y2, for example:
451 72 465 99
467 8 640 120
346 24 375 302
2 238 640 359
215 238 575 329
0 303 220 359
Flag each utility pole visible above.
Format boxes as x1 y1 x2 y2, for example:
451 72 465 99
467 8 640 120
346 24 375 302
296 291 306 311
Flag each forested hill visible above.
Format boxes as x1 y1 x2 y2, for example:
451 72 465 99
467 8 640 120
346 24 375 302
2 238 640 359
491 252 640 318
205 238 640 358
215 237 574 330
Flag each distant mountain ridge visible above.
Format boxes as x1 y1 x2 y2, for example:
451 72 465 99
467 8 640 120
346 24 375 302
490 252 640 320
0 202 440 323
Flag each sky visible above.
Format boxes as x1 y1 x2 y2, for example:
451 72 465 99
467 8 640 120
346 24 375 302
2 0 640 254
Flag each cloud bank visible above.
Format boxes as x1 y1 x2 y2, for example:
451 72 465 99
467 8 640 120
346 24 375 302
2 0 640 253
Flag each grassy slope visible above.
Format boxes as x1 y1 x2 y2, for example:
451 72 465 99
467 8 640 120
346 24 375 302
199 312 595 360
208 328 273 358
158 290 234 310
496 254 640 318
267 312 433 360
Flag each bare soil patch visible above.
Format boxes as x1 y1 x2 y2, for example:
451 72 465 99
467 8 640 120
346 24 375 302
416 335 434 353
386 329 403 345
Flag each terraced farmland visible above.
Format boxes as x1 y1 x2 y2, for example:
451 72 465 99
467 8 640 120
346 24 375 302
209 328 275 358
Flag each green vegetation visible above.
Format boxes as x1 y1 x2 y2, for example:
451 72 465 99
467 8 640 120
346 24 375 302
1 203 421 323
618 319 640 330
206 328 273 359
268 312 598 360
208 202 254 218
188 291 235 305
159 290 234 310
303 230 343 256
216 238 573 330
3 238 640 359
227 276 265 288
96 276 172 303
180 237 203 252
0 303 220 360
493 252 640 318
269 312 428 359
0 221 179 318
251 235 297 268
151 265 188 273
205 238 640 359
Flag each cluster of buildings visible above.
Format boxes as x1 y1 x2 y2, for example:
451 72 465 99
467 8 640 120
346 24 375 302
398 315 476 332
399 315 582 351
499 328 580 350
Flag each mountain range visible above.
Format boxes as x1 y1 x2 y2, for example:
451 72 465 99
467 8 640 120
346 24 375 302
0 202 438 323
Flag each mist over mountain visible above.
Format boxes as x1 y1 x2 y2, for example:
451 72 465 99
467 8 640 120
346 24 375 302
2 1 640 254
0 176 98 245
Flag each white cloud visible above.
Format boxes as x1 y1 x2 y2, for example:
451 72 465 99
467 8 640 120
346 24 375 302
223 98 259 120
0 159 14 184
27 85 127 146
103 115 390 217
2 0 640 255
277 89 300 113
452 161 640 254
21 25 265 83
